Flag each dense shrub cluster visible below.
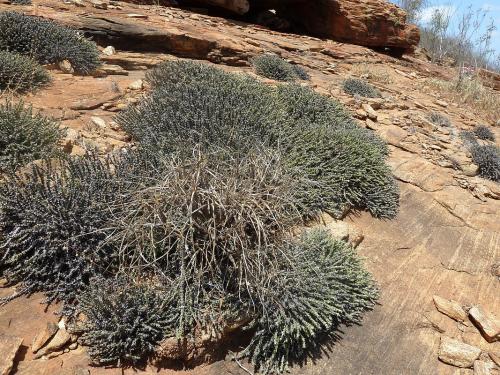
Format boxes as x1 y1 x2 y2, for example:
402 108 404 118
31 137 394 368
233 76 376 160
470 144 500 182
0 101 62 172
1 61 392 373
0 155 128 314
119 61 398 219
0 51 50 93
75 278 175 366
428 112 451 127
474 125 495 141
0 11 100 74
251 54 309 81
343 78 381 98
10 0 32 5
243 229 378 374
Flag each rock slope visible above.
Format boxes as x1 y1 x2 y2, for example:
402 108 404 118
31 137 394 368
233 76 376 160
0 0 498 374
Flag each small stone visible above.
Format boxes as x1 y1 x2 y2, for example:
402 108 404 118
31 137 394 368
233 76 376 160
414 101 425 109
365 118 377 130
32 322 58 353
100 64 128 76
439 336 481 368
34 329 71 358
433 295 467 322
128 79 143 90
69 342 78 350
90 0 107 9
90 116 106 129
355 108 368 120
0 335 23 375
469 306 500 343
361 103 378 121
474 360 494 375
462 164 479 177
58 60 74 74
127 13 148 19
102 46 116 56
44 350 64 359
436 99 449 107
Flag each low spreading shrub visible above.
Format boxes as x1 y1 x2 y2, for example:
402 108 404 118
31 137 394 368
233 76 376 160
252 54 308 81
10 0 32 5
0 154 128 314
427 111 451 127
343 78 381 98
0 51 50 93
242 229 379 374
0 11 100 74
473 125 495 141
470 144 500 182
0 101 62 171
119 61 398 219
75 277 175 366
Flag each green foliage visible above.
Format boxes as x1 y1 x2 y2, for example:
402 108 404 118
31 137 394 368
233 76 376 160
119 61 397 219
428 111 451 127
470 144 500 182
10 0 32 5
118 60 276 156
0 101 62 172
474 125 495 141
0 154 130 315
0 51 50 93
75 277 175 366
252 54 308 81
284 125 399 218
0 11 100 75
242 229 379 374
343 78 381 98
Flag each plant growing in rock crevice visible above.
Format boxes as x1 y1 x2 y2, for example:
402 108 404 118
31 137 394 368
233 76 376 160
0 101 62 171
0 11 100 75
470 144 500 182
252 54 309 81
343 78 382 98
473 125 495 142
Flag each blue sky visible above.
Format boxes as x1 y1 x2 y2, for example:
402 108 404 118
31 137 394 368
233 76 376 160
392 0 500 55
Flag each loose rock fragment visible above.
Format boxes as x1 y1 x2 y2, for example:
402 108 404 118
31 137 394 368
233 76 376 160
34 329 71 358
102 46 116 56
469 306 500 343
474 360 495 375
31 322 58 353
439 336 481 368
433 295 467 322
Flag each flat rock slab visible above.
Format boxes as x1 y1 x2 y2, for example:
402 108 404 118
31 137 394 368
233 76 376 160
439 336 481 368
0 334 23 375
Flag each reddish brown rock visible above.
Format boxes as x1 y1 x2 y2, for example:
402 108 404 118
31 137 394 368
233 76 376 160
0 335 23 375
262 0 420 52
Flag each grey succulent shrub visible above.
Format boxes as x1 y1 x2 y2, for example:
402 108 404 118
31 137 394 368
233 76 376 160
428 111 451 127
9 0 32 4
470 144 500 182
0 51 50 93
0 11 100 75
118 60 398 219
0 101 62 172
0 153 136 315
343 78 382 98
251 54 309 81
75 277 176 366
473 125 495 142
242 229 379 374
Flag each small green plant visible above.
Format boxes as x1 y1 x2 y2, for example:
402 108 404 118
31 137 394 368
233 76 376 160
75 277 174 366
470 144 500 182
343 78 382 98
0 51 50 93
0 11 100 75
0 101 62 171
242 229 379 374
252 54 308 81
428 111 451 127
474 125 495 141
10 0 32 4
